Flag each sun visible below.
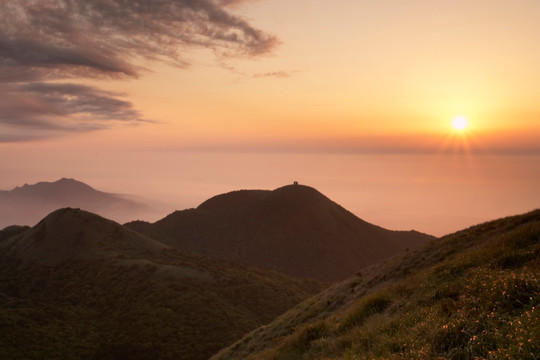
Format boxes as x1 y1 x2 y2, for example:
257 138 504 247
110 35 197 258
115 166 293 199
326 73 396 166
441 115 474 153
452 116 468 131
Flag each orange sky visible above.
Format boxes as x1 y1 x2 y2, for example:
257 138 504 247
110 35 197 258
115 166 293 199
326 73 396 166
90 1 539 153
113 0 540 148
2 0 539 148
1 0 539 235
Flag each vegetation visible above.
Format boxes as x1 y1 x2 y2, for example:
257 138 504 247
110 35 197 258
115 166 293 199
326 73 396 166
212 209 540 360
0 252 323 360
2 197 538 360
0 209 323 360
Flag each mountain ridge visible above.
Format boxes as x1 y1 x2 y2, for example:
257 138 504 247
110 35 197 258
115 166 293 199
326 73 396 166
126 184 435 282
0 178 154 228
211 208 540 360
2 207 167 265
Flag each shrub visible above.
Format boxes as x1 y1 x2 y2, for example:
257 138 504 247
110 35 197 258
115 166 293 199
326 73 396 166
339 290 392 331
275 320 329 360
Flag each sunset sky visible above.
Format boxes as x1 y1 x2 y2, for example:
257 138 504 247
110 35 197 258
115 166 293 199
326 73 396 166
1 0 540 236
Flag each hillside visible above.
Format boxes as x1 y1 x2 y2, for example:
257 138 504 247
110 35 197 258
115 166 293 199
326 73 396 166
126 184 435 282
211 209 540 360
0 208 323 360
0 178 152 228
1 207 167 265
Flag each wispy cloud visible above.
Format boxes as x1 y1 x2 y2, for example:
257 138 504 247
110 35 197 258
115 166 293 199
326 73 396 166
252 71 296 79
1 0 277 82
0 0 277 141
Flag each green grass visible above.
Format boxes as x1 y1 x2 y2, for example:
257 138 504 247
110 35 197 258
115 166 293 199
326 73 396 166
338 290 392 332
212 210 540 360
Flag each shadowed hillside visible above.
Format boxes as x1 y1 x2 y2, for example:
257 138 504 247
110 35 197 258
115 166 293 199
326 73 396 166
0 208 323 360
1 208 167 265
126 184 435 282
0 225 29 243
0 178 153 228
211 209 540 360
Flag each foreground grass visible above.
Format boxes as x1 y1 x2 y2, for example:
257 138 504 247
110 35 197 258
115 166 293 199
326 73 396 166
212 210 540 360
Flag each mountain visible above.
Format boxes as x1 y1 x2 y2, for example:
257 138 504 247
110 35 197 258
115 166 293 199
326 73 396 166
0 178 153 228
126 184 435 282
0 208 323 360
0 225 29 243
1 207 167 265
211 209 540 360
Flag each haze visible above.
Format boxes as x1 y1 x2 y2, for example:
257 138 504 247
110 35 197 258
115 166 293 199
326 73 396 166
1 0 539 236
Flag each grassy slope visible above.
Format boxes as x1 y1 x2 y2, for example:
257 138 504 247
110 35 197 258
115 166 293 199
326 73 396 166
211 209 540 360
0 210 323 360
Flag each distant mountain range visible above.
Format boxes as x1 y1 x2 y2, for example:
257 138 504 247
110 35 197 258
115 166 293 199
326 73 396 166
126 184 435 281
0 178 152 228
1 178 435 281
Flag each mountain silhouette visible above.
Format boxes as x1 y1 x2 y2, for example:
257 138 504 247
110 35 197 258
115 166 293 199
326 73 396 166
2 207 167 265
126 184 435 282
0 178 151 228
0 208 323 360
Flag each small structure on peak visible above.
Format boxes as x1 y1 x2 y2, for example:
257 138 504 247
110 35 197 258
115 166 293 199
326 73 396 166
293 181 298 185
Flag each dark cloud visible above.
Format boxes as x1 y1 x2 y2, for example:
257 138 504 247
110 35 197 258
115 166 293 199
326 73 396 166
0 37 139 83
0 82 148 141
0 0 277 82
0 0 276 141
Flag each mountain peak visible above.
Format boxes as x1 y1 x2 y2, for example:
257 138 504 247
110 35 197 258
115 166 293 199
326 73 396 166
197 184 327 213
3 207 166 265
11 178 96 194
271 183 326 199
130 184 435 281
274 183 318 192
56 177 88 185
0 178 152 228
269 183 332 206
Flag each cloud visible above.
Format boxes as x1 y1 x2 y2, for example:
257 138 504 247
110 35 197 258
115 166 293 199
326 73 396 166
0 0 277 82
0 0 277 141
0 37 139 83
0 82 148 141
252 71 295 78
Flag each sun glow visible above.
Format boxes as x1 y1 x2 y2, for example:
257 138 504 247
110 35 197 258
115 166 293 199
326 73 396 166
438 115 476 154
452 116 468 131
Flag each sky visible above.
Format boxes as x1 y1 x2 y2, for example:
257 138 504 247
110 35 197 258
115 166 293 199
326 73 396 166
1 0 540 236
